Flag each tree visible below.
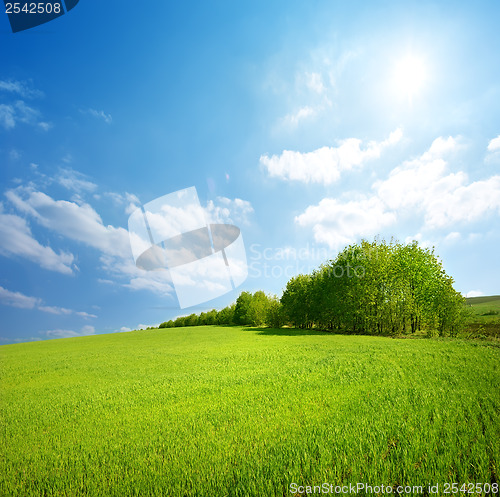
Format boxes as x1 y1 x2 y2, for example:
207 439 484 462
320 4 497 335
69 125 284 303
266 295 284 328
185 313 199 326
174 316 186 327
217 304 235 325
159 320 174 329
234 291 253 325
205 309 218 325
281 238 468 336
146 239 467 337
247 291 270 326
281 274 312 328
198 312 208 326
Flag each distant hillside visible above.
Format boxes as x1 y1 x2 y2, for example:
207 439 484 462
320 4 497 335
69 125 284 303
465 295 500 327
466 295 500 305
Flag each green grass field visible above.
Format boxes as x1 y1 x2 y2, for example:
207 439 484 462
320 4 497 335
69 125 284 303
463 296 500 341
1 326 499 496
466 296 500 324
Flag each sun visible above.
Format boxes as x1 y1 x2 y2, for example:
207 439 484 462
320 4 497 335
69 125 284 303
392 54 427 103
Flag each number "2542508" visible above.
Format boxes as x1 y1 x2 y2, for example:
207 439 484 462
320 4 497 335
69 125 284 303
5 3 62 14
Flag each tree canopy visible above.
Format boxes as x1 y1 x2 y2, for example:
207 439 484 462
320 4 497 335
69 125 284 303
157 239 468 337
280 239 468 336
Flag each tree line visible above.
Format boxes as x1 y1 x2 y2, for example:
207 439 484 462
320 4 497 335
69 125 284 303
157 239 469 336
158 290 282 330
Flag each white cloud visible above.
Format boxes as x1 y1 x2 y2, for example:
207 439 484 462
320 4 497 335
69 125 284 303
295 196 397 249
81 325 95 334
206 196 254 225
375 136 462 210
3 182 248 300
0 104 15 129
487 135 500 152
119 326 132 332
267 50 357 131
374 136 500 228
0 100 50 130
45 325 96 339
38 122 53 131
294 134 500 248
0 211 74 274
38 305 73 315
0 285 41 309
424 175 500 228
104 191 141 214
144 202 208 242
0 285 97 317
306 72 326 94
125 199 141 215
57 169 98 193
486 135 500 164
261 128 402 185
6 187 131 259
124 276 173 295
403 233 433 249
466 290 484 298
83 108 112 124
104 192 127 204
100 254 174 296
424 135 459 158
0 79 44 98
282 106 316 127
13 100 40 124
76 311 98 318
444 232 461 243
2 186 149 289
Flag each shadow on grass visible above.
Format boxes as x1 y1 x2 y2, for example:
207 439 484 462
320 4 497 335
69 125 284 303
248 325 500 344
249 327 422 339
248 327 339 337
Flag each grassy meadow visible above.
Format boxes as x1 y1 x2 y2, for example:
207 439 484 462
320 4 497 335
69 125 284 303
1 326 499 496
466 295 500 324
464 296 500 341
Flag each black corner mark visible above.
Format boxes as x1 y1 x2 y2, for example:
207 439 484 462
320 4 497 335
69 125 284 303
4 0 80 33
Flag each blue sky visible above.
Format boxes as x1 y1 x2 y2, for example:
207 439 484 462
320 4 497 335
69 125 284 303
1 1 499 344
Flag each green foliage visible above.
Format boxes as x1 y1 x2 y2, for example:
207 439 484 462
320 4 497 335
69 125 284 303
265 295 284 329
184 313 199 327
233 291 281 327
197 311 218 326
205 309 218 325
174 315 186 327
1 327 498 495
246 290 269 326
217 304 235 325
280 239 468 336
159 320 174 329
234 291 253 325
482 310 500 316
155 239 466 336
281 274 312 328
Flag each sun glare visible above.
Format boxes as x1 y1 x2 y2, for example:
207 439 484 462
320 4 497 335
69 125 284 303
393 54 427 103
